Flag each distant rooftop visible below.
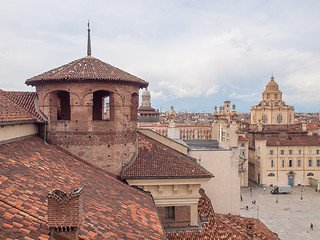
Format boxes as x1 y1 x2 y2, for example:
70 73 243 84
183 140 222 151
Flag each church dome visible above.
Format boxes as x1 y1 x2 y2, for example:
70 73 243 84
142 88 151 96
265 76 279 91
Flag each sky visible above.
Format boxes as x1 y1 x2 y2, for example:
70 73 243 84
0 0 320 113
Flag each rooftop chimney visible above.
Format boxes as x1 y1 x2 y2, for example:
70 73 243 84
47 188 84 240
246 219 255 238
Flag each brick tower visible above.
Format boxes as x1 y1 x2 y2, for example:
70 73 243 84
26 24 148 176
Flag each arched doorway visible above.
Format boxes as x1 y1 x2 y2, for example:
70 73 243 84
288 171 295 186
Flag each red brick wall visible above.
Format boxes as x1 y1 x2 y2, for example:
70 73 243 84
47 197 83 227
36 81 140 175
47 189 83 239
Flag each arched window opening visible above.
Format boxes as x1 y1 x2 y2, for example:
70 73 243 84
268 173 275 177
131 93 139 121
93 90 112 120
307 172 314 176
57 91 71 120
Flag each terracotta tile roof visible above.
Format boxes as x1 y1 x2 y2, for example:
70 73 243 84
0 91 38 125
138 106 160 114
166 189 279 239
176 125 212 128
238 136 249 142
249 124 304 134
0 137 165 239
26 56 148 88
138 106 157 111
139 125 213 128
306 122 320 130
266 135 320 146
121 132 213 179
2 91 46 122
0 201 49 239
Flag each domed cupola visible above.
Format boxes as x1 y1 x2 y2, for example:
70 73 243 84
265 76 279 91
142 88 151 97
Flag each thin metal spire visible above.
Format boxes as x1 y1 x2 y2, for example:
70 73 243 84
87 21 91 56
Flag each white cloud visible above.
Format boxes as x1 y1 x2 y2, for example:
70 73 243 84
1 0 320 112
229 91 259 101
150 90 165 99
205 86 219 96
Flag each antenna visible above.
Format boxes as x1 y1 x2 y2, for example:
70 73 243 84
87 20 91 56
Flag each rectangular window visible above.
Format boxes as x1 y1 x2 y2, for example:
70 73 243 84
240 150 245 156
309 149 312 155
267 94 270 99
309 159 313 167
297 160 301 167
165 206 175 220
280 150 285 155
317 150 320 155
274 94 278 99
281 160 285 167
270 150 274 155
289 150 293 155
298 150 302 155
270 160 274 168
289 160 293 167
317 160 320 167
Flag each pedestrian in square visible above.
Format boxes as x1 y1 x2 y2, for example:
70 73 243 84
310 223 313 230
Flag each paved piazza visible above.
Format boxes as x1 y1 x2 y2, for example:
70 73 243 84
240 184 320 240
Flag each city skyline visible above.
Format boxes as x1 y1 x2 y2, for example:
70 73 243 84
1 0 320 113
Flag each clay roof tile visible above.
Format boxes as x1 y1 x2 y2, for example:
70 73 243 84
26 56 148 88
0 137 165 239
121 132 213 179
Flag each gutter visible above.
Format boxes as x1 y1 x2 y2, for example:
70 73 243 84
0 120 39 126
122 175 214 180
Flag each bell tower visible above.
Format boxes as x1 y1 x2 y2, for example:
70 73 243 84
26 24 148 176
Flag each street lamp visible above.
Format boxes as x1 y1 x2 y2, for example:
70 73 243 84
300 188 303 200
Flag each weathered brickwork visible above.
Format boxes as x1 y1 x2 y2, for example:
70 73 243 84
47 188 84 239
29 64 146 176
49 131 136 146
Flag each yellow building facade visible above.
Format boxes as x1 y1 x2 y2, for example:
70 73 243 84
255 136 320 186
248 76 320 187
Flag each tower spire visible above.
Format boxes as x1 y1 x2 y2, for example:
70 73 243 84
87 21 91 56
